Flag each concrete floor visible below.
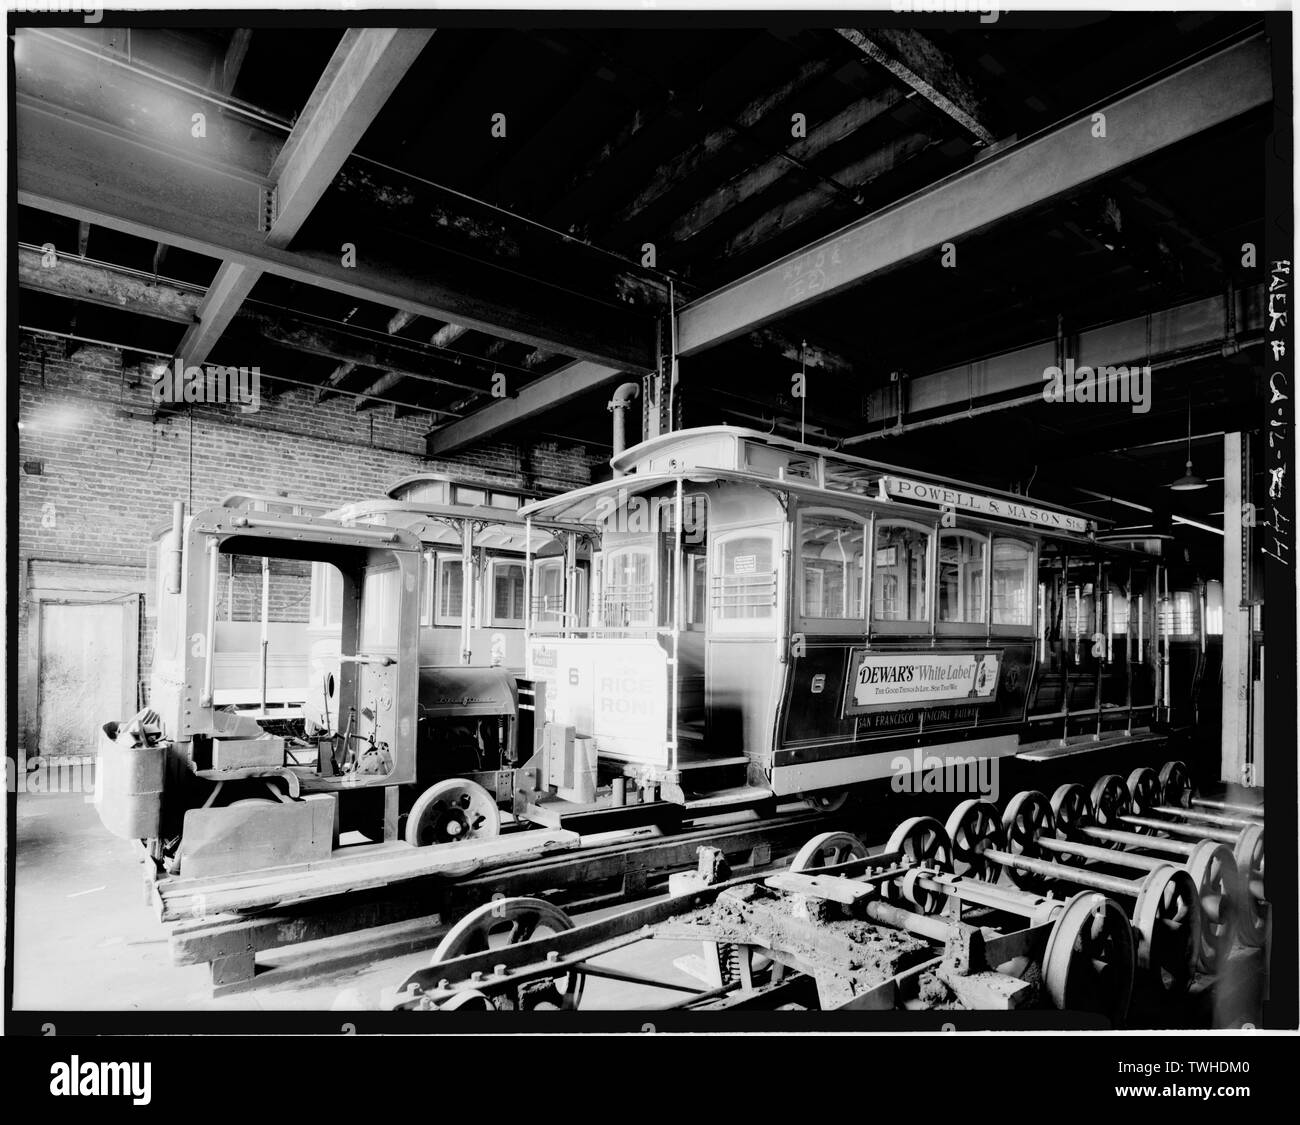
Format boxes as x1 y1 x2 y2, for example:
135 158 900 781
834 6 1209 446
14 791 1267 1021
13 792 708 1012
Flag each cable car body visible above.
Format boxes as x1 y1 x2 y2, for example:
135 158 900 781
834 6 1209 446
519 427 1219 805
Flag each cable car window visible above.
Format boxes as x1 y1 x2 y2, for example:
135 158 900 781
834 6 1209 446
938 532 986 624
488 493 521 510
1205 581 1224 635
872 523 930 623
435 555 464 625
686 553 708 626
531 559 587 627
603 546 654 627
533 558 564 624
454 485 487 506
419 551 434 626
798 511 866 619
1159 590 1198 637
309 562 344 628
360 566 399 648
714 532 777 622
992 539 1033 626
489 560 526 626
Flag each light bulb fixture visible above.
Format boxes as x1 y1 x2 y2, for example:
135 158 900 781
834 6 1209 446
1169 393 1207 491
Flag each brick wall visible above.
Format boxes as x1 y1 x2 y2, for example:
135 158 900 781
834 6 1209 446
16 330 602 751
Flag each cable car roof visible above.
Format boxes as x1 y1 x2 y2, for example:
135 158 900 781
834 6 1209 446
610 426 1097 517
593 426 1102 533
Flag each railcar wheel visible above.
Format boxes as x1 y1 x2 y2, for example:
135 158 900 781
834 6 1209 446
1232 822 1266 947
1133 866 1200 996
439 990 494 1011
1185 841 1239 973
885 818 951 914
1001 791 1054 889
1125 767 1161 819
790 831 869 873
1089 774 1132 839
1042 891 1135 1026
405 779 500 847
944 799 1004 882
800 789 850 813
429 897 583 1010
1048 784 1089 865
1157 760 1192 808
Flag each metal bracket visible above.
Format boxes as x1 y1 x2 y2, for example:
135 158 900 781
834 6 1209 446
258 185 279 234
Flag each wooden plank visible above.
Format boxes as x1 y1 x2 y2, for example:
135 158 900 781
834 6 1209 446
158 828 581 921
172 893 445 967
211 914 452 997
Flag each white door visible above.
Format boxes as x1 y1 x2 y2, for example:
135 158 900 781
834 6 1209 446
36 597 139 757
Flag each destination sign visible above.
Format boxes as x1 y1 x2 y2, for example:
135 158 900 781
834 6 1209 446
883 476 1089 534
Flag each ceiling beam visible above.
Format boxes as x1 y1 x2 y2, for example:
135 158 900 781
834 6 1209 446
266 28 435 248
667 85 907 243
15 245 513 399
356 370 404 410
316 361 357 404
387 308 419 335
17 244 200 321
172 29 434 367
676 33 1271 357
834 27 995 146
426 360 624 456
718 129 937 261
430 322 469 350
609 57 838 229
218 28 253 96
17 99 658 372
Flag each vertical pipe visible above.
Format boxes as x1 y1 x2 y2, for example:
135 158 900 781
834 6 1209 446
260 556 270 715
1037 581 1046 662
1222 432 1251 784
1060 555 1071 745
565 531 577 640
165 500 184 595
671 479 683 774
460 521 473 665
864 511 875 643
1162 567 1172 711
524 517 533 652
1125 569 1133 734
201 537 219 707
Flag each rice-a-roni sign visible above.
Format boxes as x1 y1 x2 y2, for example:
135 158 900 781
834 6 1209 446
845 650 1000 714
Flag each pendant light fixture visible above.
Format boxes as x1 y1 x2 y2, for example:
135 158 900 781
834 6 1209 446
1169 391 1207 491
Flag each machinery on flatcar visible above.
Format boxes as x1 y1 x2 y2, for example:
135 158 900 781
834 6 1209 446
95 475 593 873
148 492 333 721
